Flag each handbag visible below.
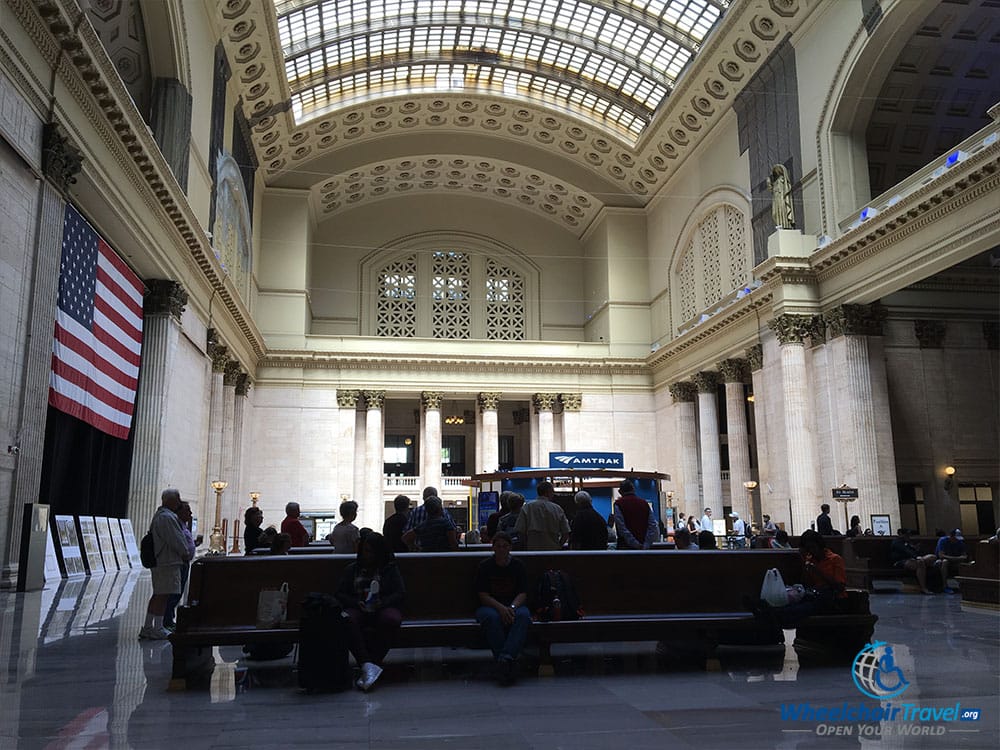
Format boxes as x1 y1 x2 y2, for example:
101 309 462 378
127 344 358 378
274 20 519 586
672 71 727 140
760 568 789 607
785 583 807 604
255 582 289 628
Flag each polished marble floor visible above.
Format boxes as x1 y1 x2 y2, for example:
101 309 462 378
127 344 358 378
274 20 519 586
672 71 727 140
1 571 997 749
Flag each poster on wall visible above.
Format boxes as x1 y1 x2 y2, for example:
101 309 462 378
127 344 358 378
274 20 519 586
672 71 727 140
477 492 499 531
871 515 892 536
94 517 119 572
119 519 142 568
53 515 86 577
76 516 103 574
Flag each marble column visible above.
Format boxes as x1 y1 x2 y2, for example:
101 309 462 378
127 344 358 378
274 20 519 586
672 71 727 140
363 391 386 530
478 393 501 474
205 332 229 515
719 359 753 521
694 372 723 518
421 392 443 492
232 374 251 540
668 382 700 517
353 405 367 507
769 314 821 534
126 281 188 530
529 407 540 467
746 344 775 523
221 362 241 528
560 394 583 451
337 390 361 501
533 394 558 468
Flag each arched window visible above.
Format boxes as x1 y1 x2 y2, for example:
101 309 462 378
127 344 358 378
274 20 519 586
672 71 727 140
675 204 750 325
367 236 537 340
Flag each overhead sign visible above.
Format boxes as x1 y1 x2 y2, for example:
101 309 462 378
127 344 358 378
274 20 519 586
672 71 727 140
832 486 859 500
549 451 624 469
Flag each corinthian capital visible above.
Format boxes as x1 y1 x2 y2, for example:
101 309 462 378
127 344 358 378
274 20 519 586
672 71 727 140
144 279 188 319
668 382 697 403
364 390 386 409
478 392 502 411
223 361 242 386
717 359 748 384
560 393 582 411
533 393 558 412
337 390 361 408
746 344 763 372
914 320 946 349
826 303 886 338
421 391 444 410
768 314 814 345
693 371 718 393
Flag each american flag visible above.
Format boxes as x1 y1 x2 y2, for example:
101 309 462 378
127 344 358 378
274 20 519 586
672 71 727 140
49 205 144 439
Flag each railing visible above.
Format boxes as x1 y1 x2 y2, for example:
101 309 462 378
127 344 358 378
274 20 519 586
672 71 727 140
443 476 470 488
385 476 419 490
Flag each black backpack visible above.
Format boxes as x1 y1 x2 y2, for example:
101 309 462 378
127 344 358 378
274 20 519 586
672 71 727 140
534 569 582 622
140 531 157 569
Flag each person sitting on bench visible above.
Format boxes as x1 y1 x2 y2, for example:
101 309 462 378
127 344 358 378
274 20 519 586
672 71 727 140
778 530 847 626
935 528 968 594
475 531 530 686
890 528 936 594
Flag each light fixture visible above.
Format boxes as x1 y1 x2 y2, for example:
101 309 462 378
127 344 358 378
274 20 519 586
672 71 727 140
743 480 758 523
249 491 260 507
208 480 228 555
944 466 956 491
403 437 412 446
444 414 465 425
746 394 755 403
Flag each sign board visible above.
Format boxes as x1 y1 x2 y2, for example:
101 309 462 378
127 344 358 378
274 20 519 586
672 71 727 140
94 517 119 572
119 519 142 568
549 451 624 469
76 516 103 574
871 515 892 536
832 486 859 499
54 516 87 577
478 491 499 530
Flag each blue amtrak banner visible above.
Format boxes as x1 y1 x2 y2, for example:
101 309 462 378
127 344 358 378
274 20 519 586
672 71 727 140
549 451 624 469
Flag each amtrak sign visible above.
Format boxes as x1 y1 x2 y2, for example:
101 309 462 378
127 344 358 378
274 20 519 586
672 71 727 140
549 451 624 468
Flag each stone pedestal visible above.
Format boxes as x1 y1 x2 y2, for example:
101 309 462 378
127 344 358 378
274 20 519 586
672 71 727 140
767 228 817 258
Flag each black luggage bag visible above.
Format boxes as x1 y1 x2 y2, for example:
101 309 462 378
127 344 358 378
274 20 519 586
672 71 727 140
297 593 352 693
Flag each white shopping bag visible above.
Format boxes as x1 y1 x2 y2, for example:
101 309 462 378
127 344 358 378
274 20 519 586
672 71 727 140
255 582 289 628
760 568 789 608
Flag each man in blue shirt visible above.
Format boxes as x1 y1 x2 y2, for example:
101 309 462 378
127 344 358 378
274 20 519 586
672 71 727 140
935 528 967 594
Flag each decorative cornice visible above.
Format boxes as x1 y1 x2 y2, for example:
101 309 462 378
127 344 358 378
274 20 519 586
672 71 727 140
421 391 444 410
826 303 886 338
336 389 361 408
41 122 82 190
914 320 947 349
984 321 999 351
533 393 558 412
692 370 718 393
478 392 502 411
235 373 253 397
746 344 763 372
223 361 243 386
768 314 814 345
717 358 748 383
559 393 582 411
144 279 187 319
363 390 385 409
668 382 697 403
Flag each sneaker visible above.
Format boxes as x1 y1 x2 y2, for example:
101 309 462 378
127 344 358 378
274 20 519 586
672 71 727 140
138 626 171 641
357 662 383 691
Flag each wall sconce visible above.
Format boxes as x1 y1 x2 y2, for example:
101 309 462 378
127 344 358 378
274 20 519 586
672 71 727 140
746 394 755 403
944 466 956 491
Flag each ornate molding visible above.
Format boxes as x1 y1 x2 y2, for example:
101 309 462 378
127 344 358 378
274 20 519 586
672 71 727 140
768 314 814 345
826 303 886 338
210 348 230 373
223 361 243 386
41 122 82 190
717 358 748 383
532 393 558 412
478 392 502 411
336 389 361 408
693 371 718 393
914 320 947 349
421 391 444 410
746 344 763 372
984 321 999 351
143 279 187 319
364 390 385 409
559 393 582 411
668 382 697 403
235 373 252 396
807 315 827 347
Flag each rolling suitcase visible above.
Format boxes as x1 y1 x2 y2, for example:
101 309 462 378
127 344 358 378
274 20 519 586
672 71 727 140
297 593 352 693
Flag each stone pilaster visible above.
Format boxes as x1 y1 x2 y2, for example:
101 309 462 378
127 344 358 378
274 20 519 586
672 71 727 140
230 375 249 534
559 394 582 452
719 360 753 519
421 392 443 492
533 394 558 467
221 363 240 527
914 320 946 349
478 393 501 473
363 391 386 530
336 390 360 502
826 303 886 339
127 281 187 531
205 338 229 514
669 382 700 516
693 372 723 517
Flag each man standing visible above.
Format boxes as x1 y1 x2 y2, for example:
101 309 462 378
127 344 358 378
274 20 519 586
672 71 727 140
613 480 658 549
935 528 968 593
700 508 714 535
515 481 570 550
139 489 192 640
729 512 747 548
404 486 456 534
816 504 836 535
475 532 530 685
163 501 199 630
570 491 608 550
762 515 778 537
281 502 310 547
382 494 411 553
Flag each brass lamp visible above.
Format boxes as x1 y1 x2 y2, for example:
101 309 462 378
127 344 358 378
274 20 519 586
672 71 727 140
208 480 228 555
743 480 758 522
249 491 260 507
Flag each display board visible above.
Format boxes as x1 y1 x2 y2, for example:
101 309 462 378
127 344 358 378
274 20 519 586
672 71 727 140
94 517 119 572
53 515 86 577
76 516 103 574
44 521 62 581
119 519 142 568
112 518 133 568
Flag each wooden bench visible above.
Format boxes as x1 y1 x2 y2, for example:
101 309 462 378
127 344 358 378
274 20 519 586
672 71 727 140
957 542 999 608
170 549 877 688
843 535 985 591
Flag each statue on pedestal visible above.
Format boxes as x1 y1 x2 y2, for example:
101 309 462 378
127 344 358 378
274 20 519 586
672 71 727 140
767 164 795 229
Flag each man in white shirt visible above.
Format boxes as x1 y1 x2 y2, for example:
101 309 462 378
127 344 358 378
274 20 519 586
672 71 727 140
700 508 714 535
729 512 746 548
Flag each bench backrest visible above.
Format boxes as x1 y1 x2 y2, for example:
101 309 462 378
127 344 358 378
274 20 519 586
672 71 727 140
182 549 804 629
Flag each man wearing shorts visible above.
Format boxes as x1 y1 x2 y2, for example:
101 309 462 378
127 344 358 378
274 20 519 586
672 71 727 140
139 488 192 640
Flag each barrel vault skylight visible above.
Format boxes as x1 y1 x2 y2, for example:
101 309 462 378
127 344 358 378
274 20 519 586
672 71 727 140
274 0 729 141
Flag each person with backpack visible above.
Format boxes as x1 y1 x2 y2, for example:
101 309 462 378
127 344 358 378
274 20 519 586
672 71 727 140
475 531 530 685
139 489 191 640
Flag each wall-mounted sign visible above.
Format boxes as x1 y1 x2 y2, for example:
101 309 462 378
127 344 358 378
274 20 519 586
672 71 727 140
549 451 624 469
832 486 859 499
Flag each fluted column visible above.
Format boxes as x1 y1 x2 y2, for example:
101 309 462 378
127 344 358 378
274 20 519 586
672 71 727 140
560 394 583 451
746 344 776 522
534 394 558 467
421 392 443 491
769 314 821 534
719 359 753 520
529 407 540 467
126 280 188 529
337 390 361 501
353 403 366 507
232 375 251 535
363 391 386 530
669 382 700 516
478 393 501 473
694 372 723 517
205 332 229 513
221 362 241 525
